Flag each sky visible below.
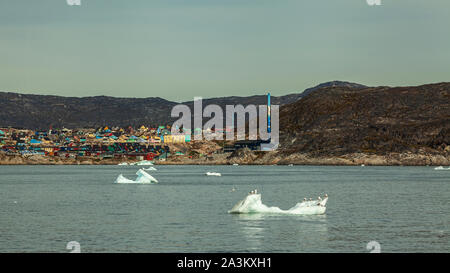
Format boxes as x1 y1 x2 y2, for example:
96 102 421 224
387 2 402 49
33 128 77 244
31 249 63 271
0 0 449 101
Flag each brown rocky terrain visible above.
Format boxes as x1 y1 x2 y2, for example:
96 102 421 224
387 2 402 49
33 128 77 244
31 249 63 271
0 152 122 165
279 82 450 157
162 82 450 166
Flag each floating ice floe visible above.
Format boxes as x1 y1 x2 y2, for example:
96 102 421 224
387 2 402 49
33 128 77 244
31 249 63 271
434 166 450 170
206 172 221 176
143 166 157 171
228 192 328 215
118 160 154 166
132 160 154 166
233 163 239 166
115 169 158 184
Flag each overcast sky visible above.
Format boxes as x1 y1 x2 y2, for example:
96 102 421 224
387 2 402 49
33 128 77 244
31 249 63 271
1 0 449 101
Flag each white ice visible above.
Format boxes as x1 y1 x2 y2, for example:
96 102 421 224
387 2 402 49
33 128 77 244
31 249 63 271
131 160 154 166
115 169 158 184
228 194 327 215
434 166 450 170
118 160 154 166
206 172 221 176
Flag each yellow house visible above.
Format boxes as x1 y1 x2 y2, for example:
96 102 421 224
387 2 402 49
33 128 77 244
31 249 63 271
163 135 186 143
150 136 161 143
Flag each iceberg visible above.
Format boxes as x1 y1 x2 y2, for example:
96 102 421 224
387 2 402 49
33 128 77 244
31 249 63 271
434 166 450 170
129 160 154 166
228 193 327 215
206 172 221 176
115 169 158 184
118 160 154 166
135 160 154 166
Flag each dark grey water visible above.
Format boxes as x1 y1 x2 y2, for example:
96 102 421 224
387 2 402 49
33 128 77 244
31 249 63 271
0 165 449 253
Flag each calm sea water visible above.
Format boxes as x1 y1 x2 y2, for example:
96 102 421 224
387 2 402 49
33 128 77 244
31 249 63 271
0 165 449 253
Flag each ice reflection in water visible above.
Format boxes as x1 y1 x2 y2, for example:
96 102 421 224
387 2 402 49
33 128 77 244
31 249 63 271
233 213 328 252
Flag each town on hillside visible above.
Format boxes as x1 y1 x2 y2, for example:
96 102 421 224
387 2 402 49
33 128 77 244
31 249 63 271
0 125 264 163
0 126 187 161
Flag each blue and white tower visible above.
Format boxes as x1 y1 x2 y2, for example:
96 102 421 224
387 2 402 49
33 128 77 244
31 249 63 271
267 93 271 134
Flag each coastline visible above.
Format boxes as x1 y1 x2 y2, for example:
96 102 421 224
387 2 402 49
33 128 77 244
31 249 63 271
1 151 448 166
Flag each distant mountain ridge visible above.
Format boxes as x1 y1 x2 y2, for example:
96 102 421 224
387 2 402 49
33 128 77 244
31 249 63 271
0 81 364 129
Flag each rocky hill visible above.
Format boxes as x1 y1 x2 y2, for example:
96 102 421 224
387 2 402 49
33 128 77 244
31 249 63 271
279 82 450 156
300 81 366 97
0 93 178 129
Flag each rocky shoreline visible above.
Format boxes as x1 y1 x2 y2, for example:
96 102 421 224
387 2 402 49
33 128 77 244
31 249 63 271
158 151 450 166
1 151 449 166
